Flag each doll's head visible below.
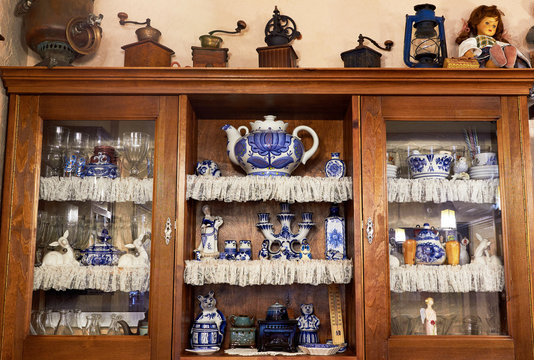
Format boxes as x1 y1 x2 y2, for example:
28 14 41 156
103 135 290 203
455 5 507 45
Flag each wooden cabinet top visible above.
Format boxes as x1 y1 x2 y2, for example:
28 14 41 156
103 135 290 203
1 67 534 95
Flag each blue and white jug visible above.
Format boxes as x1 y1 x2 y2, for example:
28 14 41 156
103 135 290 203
222 115 319 176
415 223 446 265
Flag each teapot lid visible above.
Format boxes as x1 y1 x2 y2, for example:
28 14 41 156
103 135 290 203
416 223 438 240
250 115 288 132
268 301 286 309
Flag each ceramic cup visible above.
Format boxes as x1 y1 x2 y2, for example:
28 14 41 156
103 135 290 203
224 240 238 255
473 152 497 166
239 240 252 251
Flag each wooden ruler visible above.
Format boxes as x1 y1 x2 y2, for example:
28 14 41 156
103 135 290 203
328 284 345 345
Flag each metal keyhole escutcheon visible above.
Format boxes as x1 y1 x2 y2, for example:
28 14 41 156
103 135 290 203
164 218 172 245
366 217 374 245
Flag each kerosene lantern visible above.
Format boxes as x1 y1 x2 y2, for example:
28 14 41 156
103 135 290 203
257 6 302 68
118 12 174 67
403 3 447 68
192 21 247 67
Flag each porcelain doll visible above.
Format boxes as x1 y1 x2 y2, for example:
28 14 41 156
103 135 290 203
456 5 530 68
297 304 320 344
420 297 437 335
195 205 223 259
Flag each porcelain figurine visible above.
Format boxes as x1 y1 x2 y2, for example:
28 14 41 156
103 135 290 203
118 234 149 267
324 153 346 178
222 115 319 176
324 204 346 260
297 304 320 344
299 239 312 260
420 297 437 335
414 223 446 265
195 205 223 259
195 160 221 177
80 229 123 266
472 233 491 264
453 156 469 174
256 203 314 260
459 237 471 265
258 240 270 259
42 230 80 266
190 291 226 349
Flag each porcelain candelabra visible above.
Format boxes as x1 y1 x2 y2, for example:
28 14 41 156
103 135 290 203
256 203 314 260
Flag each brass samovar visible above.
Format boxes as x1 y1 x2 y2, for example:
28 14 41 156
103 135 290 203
15 0 103 67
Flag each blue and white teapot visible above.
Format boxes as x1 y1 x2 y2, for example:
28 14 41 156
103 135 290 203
222 115 319 177
415 223 446 265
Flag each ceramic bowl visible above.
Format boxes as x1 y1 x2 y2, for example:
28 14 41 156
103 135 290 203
298 344 341 355
407 151 453 179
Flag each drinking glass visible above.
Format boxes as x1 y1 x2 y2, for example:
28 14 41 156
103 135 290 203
54 309 74 335
64 132 90 177
43 126 69 177
106 314 123 335
121 132 150 178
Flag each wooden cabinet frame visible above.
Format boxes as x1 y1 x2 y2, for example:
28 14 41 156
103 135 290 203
0 68 532 360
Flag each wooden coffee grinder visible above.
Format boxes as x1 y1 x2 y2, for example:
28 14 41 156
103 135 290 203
257 6 302 68
118 12 174 67
192 20 247 67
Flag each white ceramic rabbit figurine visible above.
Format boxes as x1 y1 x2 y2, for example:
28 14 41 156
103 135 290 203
118 234 149 267
42 230 79 266
472 233 491 264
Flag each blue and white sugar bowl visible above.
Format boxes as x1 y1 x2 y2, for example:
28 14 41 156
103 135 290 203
415 223 446 265
408 150 453 179
195 160 221 177
324 153 346 178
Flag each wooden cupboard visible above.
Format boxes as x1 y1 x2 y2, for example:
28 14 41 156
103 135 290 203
0 67 533 360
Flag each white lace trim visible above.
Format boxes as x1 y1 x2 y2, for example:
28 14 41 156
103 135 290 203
184 259 353 286
186 175 353 203
387 178 499 204
390 263 505 293
224 349 305 356
33 265 150 292
39 177 153 204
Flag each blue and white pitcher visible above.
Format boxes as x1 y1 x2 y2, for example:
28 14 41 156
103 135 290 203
415 223 446 265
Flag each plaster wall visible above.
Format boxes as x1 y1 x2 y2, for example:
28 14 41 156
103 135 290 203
19 0 534 68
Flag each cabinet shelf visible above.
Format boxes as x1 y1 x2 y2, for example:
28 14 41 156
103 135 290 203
186 175 353 203
390 263 504 293
387 178 499 204
39 176 153 204
33 265 150 292
184 259 353 286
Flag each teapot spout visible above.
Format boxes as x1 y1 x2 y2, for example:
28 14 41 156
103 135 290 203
222 124 247 166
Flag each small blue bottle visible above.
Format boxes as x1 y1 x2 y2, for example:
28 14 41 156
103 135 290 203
325 204 346 260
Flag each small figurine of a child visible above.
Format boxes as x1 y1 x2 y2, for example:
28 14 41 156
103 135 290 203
297 304 320 344
456 5 530 68
420 297 437 335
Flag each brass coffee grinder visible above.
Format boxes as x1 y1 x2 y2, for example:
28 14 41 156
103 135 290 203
192 20 246 67
15 0 103 67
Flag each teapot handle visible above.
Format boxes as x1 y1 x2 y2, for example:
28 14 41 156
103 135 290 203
237 126 249 136
292 126 319 165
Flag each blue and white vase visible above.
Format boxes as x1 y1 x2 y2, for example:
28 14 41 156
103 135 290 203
415 223 446 265
325 205 346 260
324 153 346 178
222 115 319 177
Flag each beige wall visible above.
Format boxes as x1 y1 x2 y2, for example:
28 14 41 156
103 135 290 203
21 0 534 68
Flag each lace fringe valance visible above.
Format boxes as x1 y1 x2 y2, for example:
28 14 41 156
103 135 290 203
387 178 499 204
184 259 353 286
224 349 304 357
186 175 353 203
40 177 153 204
390 263 504 293
34 265 150 292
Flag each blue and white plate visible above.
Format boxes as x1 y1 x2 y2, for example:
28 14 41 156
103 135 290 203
185 347 220 355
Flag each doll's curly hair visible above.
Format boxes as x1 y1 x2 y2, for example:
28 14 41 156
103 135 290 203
455 5 508 45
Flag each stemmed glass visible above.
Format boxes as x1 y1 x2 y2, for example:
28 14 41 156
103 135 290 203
121 132 150 178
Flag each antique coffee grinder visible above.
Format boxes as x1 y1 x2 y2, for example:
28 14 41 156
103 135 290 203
15 0 103 67
257 7 302 68
192 20 247 67
118 12 174 67
341 34 393 67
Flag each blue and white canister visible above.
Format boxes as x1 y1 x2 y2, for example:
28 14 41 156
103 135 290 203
224 240 238 260
325 204 346 260
238 240 252 259
324 153 346 178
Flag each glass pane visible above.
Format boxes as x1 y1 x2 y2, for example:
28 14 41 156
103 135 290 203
387 121 506 336
31 120 154 336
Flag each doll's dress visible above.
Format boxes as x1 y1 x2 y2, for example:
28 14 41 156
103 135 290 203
458 35 531 68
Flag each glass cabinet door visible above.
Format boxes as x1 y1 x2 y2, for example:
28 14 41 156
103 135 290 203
361 95 534 360
34 120 155 336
